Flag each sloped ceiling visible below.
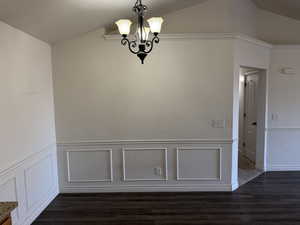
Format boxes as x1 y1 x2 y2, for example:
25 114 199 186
0 0 207 43
253 0 300 20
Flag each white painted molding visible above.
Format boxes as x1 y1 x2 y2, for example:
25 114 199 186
0 142 56 176
103 33 272 49
267 164 300 171
66 149 113 183
231 181 240 191
57 139 235 147
24 154 54 211
176 147 222 181
266 127 300 131
122 148 168 182
61 183 233 192
0 144 58 225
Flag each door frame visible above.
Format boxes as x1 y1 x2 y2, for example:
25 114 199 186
238 66 268 171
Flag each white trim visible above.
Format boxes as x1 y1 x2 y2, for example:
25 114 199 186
122 148 168 182
267 164 300 171
103 33 272 49
0 144 58 225
57 139 235 147
66 149 113 183
266 127 300 131
176 147 222 181
231 181 240 191
0 142 56 176
61 184 233 193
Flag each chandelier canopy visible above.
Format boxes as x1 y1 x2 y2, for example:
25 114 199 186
115 0 164 64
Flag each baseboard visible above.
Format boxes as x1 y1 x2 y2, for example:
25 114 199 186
231 182 240 191
61 184 234 193
267 164 300 171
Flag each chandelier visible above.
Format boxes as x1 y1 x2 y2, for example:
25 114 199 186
115 0 164 64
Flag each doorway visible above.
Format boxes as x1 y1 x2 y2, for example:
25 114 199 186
238 67 267 186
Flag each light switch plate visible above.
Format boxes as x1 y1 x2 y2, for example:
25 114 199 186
211 120 226 128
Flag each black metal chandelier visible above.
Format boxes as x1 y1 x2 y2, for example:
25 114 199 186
115 0 164 64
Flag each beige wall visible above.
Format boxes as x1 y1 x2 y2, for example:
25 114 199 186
0 21 56 171
53 29 235 142
0 21 58 225
267 46 300 170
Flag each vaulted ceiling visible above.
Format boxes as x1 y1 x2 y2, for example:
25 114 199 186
1 0 300 44
253 0 300 21
0 0 207 43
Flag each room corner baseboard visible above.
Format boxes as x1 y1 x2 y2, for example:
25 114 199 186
60 184 233 193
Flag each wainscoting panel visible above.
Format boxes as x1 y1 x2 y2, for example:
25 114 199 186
24 155 54 212
58 139 235 192
176 147 221 181
0 143 58 225
67 150 113 182
123 148 168 181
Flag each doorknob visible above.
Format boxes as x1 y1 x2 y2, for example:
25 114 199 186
252 122 257 126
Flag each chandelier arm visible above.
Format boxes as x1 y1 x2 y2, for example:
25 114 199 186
121 37 139 55
144 36 160 54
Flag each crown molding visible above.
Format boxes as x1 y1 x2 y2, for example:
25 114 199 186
103 32 273 49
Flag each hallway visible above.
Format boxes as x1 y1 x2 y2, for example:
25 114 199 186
238 154 262 186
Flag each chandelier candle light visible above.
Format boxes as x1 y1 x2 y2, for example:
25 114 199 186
115 0 164 64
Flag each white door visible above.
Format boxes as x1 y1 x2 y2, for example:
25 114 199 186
244 74 259 163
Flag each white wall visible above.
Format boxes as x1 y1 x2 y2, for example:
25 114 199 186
53 30 234 141
267 46 300 170
52 29 239 192
0 21 58 225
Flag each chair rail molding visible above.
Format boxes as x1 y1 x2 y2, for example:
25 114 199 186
57 138 235 147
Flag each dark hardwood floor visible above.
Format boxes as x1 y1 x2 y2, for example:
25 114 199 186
33 172 300 225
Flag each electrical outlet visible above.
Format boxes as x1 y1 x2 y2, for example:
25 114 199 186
154 167 162 176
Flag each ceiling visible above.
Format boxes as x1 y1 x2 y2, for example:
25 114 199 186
1 0 300 44
253 0 300 20
0 0 207 44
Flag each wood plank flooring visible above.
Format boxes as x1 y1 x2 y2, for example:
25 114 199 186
32 172 300 225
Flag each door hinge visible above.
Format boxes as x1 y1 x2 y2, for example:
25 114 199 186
243 142 246 147
244 113 247 118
